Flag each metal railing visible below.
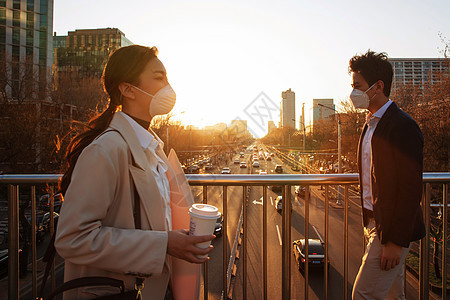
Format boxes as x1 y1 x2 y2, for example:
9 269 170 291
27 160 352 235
1 173 449 300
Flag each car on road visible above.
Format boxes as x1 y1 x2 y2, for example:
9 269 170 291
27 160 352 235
221 167 231 174
266 156 272 161
271 185 282 192
240 162 247 168
292 239 328 272
295 185 308 197
39 193 64 213
252 161 260 168
274 165 283 173
204 163 213 170
214 215 223 236
259 170 267 175
234 159 240 164
274 196 292 213
186 164 200 174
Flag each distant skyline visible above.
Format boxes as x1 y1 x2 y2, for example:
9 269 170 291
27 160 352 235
53 0 450 137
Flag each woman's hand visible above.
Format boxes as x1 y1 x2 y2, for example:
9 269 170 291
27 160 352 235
167 229 216 264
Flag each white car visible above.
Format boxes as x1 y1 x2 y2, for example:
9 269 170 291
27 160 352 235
259 170 267 175
221 167 231 174
252 161 260 168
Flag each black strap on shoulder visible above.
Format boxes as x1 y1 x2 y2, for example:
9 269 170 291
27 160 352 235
39 128 143 298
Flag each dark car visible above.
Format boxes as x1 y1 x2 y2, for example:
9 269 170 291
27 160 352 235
39 193 64 213
271 185 282 192
292 239 329 272
295 185 308 197
214 215 223 236
275 165 283 173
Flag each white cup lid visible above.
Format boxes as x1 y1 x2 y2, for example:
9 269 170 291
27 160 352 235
189 204 220 219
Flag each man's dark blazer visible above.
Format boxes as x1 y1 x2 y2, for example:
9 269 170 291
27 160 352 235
357 101 426 248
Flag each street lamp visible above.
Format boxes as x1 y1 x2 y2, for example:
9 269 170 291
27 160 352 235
318 103 342 205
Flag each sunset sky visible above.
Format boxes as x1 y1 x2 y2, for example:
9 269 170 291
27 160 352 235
54 0 450 137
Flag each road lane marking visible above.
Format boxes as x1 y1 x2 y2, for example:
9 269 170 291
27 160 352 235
312 225 324 244
252 196 263 206
276 225 282 246
270 196 273 206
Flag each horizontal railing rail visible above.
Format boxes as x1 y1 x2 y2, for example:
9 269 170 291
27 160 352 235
1 173 449 300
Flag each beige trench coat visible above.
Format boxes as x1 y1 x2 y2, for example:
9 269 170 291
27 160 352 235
55 112 174 299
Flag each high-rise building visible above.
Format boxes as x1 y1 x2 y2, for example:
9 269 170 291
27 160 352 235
0 0 54 101
312 98 334 124
280 88 295 128
389 58 448 93
268 120 276 134
54 28 133 79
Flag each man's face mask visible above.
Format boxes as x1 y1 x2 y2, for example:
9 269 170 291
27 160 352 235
349 82 377 109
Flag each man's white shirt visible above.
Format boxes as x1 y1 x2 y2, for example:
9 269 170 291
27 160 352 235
361 100 392 211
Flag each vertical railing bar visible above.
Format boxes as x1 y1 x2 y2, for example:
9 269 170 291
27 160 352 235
202 185 208 300
324 184 329 300
424 183 431 300
31 186 37 299
263 185 268 300
442 184 447 300
222 186 228 300
287 185 291 300
49 187 55 292
242 186 247 300
282 185 287 300
344 185 349 300
304 184 310 300
8 184 19 300
420 186 425 299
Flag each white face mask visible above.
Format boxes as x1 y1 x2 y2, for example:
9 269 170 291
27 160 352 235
349 82 377 109
132 84 176 117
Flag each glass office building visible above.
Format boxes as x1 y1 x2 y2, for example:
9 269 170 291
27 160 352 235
54 28 133 79
0 0 53 101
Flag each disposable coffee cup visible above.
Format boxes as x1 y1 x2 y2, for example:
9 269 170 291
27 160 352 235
189 203 221 258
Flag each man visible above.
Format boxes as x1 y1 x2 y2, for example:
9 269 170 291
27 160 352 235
349 50 425 299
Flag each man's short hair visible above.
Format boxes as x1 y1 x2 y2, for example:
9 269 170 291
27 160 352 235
349 50 393 97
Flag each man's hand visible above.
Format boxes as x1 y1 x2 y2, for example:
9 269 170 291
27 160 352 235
167 229 216 264
381 241 402 271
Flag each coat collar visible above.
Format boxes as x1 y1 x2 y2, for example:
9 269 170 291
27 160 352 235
109 112 167 231
109 112 149 171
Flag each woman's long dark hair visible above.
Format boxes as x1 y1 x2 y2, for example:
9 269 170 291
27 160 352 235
59 45 158 195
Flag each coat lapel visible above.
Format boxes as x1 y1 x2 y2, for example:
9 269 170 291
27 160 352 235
109 113 167 231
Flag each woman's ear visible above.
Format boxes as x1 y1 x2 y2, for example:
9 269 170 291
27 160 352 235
118 82 135 100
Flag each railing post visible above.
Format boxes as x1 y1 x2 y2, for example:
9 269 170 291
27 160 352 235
263 186 268 300
324 184 329 300
222 186 228 299
202 186 208 300
304 184 310 300
344 185 349 300
242 186 247 300
281 185 291 300
8 184 19 300
441 184 447 300
420 183 430 299
31 186 37 299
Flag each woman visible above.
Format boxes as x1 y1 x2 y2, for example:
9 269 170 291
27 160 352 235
55 45 215 299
